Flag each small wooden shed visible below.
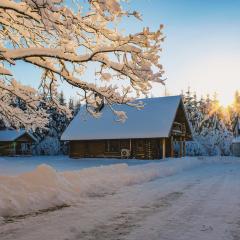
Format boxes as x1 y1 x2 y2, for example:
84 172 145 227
61 96 192 159
232 117 240 156
0 129 37 156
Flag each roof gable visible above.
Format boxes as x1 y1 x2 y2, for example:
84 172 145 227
61 96 185 141
0 129 37 142
170 100 192 138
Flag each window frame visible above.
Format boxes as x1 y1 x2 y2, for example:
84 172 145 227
105 140 120 153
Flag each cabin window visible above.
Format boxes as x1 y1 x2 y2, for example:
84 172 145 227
120 140 129 149
105 140 120 153
20 143 30 153
136 140 145 152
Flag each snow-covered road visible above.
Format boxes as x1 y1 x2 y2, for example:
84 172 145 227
0 158 240 240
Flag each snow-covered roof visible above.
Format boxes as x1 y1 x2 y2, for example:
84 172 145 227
0 129 37 142
61 95 185 141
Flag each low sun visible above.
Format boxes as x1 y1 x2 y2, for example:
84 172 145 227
218 94 233 108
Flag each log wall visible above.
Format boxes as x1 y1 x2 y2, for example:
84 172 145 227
69 138 168 159
0 133 34 156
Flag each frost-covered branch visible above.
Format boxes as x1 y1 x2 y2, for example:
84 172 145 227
0 0 165 126
0 79 48 130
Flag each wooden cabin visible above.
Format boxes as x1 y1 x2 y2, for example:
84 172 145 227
232 117 240 156
61 96 192 159
0 129 37 156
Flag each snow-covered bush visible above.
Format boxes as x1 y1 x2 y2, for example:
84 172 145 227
33 136 60 155
186 141 204 156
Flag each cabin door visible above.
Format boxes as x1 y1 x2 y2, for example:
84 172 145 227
158 143 163 159
83 142 89 157
15 142 30 155
20 142 30 154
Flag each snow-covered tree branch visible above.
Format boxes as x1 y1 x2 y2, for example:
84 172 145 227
0 79 48 130
0 0 165 127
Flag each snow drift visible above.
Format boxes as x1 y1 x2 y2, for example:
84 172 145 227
0 158 203 217
0 158 228 217
0 157 240 217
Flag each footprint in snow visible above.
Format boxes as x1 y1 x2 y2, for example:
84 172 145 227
200 225 213 232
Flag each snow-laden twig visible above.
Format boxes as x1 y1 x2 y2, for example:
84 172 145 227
0 0 165 127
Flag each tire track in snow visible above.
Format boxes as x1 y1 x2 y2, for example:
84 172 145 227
1 163 240 240
128 167 240 240
68 191 184 240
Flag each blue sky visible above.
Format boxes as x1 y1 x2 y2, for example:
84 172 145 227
12 0 240 106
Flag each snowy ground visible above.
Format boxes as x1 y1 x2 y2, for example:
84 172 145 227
0 156 160 176
0 156 240 240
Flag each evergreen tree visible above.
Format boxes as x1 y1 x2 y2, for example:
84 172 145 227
58 91 66 106
33 91 72 155
68 98 74 112
183 89 233 156
233 91 240 115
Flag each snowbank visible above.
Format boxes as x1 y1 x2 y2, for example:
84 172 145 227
0 157 203 217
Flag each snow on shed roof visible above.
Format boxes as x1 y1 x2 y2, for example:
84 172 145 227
61 95 184 141
0 129 37 142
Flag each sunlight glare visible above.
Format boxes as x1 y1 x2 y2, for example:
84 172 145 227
218 93 233 108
